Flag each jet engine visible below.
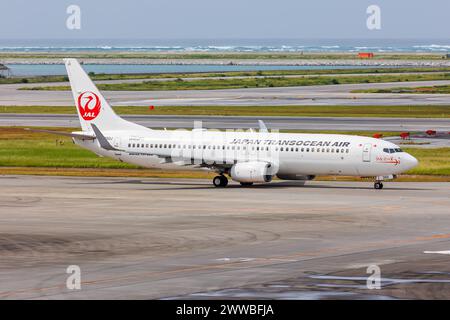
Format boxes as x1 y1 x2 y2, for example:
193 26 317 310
230 161 273 183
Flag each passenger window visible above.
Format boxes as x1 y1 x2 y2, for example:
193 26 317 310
280 147 284 151
128 143 131 147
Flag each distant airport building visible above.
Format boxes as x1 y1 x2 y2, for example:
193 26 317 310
446 54 450 59
358 52 374 59
0 63 11 77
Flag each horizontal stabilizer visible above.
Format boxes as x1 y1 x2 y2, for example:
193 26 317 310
24 128 95 140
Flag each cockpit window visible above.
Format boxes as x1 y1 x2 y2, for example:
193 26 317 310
383 148 404 154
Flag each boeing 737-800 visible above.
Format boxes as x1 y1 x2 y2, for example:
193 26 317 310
45 59 418 189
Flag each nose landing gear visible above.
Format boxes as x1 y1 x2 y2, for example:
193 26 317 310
213 175 228 187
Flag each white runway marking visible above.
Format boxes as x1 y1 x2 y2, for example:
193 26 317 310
424 250 450 255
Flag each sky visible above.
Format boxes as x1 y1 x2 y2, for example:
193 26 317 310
0 0 449 40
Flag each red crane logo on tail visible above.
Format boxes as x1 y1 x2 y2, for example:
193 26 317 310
77 91 101 120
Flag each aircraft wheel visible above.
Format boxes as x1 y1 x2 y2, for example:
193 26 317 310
374 182 384 190
220 175 228 187
213 175 228 187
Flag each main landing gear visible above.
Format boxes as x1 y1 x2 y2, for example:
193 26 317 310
374 181 384 190
213 175 228 187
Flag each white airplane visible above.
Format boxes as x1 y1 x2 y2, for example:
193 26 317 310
45 59 418 189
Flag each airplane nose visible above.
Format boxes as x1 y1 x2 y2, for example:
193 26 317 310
404 154 419 170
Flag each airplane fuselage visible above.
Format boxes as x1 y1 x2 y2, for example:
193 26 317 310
74 128 418 179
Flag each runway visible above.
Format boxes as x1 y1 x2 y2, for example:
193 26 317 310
1 113 449 132
0 80 449 106
0 175 450 299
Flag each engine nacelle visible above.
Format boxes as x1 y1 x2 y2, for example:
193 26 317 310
230 161 273 183
276 174 316 181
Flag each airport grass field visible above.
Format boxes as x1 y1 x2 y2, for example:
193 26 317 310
352 85 450 94
1 105 450 118
3 66 450 85
0 127 448 180
20 72 450 91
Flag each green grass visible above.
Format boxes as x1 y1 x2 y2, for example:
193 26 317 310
352 85 450 94
0 127 449 177
1 105 450 118
21 73 450 91
0 127 136 168
404 148 450 175
3 66 450 85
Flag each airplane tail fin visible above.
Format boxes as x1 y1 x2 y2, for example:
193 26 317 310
64 58 148 132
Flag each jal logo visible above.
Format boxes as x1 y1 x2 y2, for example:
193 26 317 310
77 91 101 120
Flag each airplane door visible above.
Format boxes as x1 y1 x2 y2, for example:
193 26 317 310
362 143 372 162
113 137 121 149
113 137 122 158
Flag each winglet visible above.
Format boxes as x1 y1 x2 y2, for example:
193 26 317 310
90 124 119 151
258 120 268 133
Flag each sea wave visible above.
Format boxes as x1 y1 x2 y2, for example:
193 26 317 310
0 43 449 53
